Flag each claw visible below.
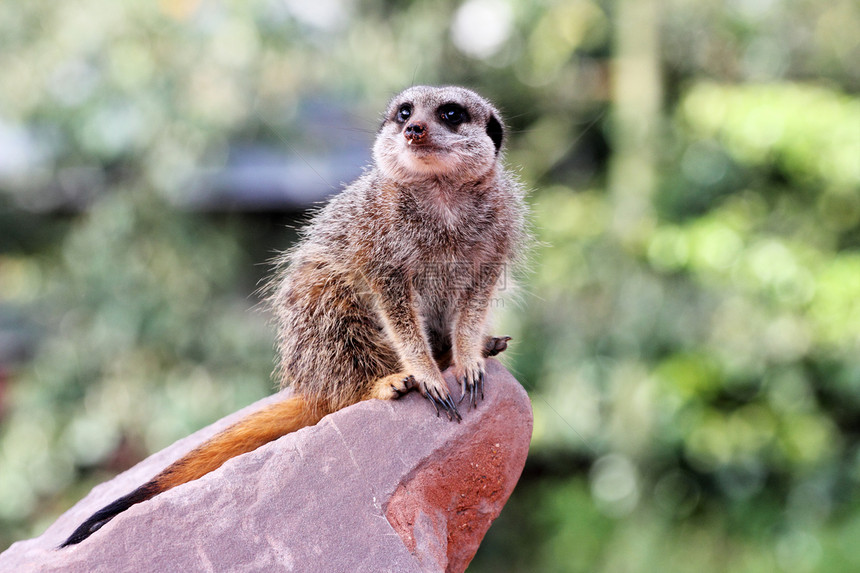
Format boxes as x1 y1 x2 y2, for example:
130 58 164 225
445 395 462 422
428 392 440 417
430 388 451 421
441 396 454 421
421 380 463 422
479 370 485 401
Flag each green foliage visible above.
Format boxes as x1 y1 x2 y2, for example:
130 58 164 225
1 0 859 570
0 189 276 542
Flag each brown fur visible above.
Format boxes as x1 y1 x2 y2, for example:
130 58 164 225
153 397 325 490
270 86 527 411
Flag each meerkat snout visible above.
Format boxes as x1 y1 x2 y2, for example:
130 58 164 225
404 121 428 144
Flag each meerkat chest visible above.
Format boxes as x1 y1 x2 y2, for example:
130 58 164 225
424 191 470 228
400 201 496 257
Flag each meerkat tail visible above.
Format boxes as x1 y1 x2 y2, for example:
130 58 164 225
60 396 326 548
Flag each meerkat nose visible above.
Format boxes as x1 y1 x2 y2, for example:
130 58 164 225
404 121 428 143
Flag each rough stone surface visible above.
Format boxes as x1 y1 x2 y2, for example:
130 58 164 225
0 359 532 572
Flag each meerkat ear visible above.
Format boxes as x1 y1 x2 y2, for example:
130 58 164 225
486 114 504 154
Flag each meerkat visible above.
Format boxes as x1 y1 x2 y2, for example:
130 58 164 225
61 85 528 547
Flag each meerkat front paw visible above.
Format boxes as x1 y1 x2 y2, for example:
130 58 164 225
453 357 486 410
417 377 462 422
369 372 461 421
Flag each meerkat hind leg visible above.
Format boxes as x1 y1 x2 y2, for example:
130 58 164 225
483 335 512 357
368 372 417 400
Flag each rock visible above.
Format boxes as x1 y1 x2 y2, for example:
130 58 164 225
0 359 532 572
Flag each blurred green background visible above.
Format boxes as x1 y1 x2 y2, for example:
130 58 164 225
1 0 858 570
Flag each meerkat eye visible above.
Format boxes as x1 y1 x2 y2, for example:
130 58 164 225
395 104 412 123
438 103 469 126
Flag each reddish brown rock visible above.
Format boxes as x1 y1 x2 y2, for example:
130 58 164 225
0 359 531 572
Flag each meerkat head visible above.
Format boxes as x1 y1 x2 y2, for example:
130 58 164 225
373 86 505 182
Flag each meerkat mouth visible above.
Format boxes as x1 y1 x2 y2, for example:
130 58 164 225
405 140 445 154
406 147 448 166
